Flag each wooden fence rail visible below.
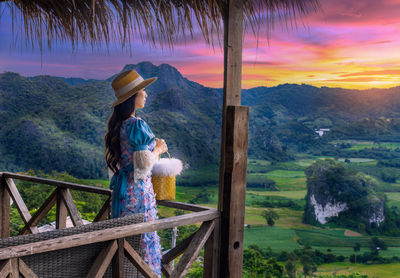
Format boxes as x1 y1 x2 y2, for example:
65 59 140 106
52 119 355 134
0 172 111 237
0 172 221 278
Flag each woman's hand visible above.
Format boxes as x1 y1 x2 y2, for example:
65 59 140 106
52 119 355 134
154 138 168 156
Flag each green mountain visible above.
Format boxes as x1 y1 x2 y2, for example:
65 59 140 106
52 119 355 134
0 62 222 178
1 61 400 179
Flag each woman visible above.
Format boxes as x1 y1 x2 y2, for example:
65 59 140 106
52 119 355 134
104 69 167 276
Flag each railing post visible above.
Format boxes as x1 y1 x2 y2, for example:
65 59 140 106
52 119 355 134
219 106 249 278
0 174 10 238
203 218 220 278
112 238 125 277
56 188 67 229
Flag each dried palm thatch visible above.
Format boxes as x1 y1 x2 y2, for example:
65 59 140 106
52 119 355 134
0 0 320 52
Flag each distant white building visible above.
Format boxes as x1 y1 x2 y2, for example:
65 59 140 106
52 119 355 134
38 216 91 232
315 128 330 137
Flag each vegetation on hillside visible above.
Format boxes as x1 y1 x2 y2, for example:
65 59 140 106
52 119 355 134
304 160 400 236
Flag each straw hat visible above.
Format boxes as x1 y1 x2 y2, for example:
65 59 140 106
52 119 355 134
111 70 157 107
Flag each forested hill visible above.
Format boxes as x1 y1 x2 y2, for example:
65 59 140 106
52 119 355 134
1 61 400 179
0 62 222 178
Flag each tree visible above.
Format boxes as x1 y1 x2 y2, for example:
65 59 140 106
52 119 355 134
370 236 387 255
300 254 317 277
262 209 280 227
353 242 361 264
285 259 297 278
265 258 284 278
243 248 267 277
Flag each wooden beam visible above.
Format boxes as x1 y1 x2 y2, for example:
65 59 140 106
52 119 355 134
93 197 111 222
123 240 158 278
203 218 220 278
87 240 118 278
112 239 124 278
56 188 67 229
19 189 57 235
157 200 210 212
0 176 10 238
170 220 215 278
0 209 220 260
218 1 245 275
10 257 19 278
0 259 11 277
161 231 196 265
5 178 38 234
18 258 38 278
220 106 249 278
161 264 172 278
60 188 83 226
3 172 111 196
218 0 244 211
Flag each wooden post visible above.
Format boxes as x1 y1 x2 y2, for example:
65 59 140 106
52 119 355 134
0 175 10 238
56 188 67 229
112 238 125 278
218 0 245 277
219 106 249 277
169 226 177 269
203 218 220 278
218 0 244 211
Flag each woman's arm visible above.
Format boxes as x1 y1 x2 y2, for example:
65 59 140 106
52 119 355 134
133 138 168 182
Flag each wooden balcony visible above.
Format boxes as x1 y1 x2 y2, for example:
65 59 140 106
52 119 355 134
0 172 220 277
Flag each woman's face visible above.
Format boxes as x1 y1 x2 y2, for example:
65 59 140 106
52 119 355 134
135 89 148 109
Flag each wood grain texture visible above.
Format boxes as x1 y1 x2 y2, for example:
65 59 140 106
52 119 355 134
60 188 83 226
220 106 249 278
203 218 220 278
10 257 19 278
123 240 158 278
3 172 111 196
93 197 111 222
161 263 172 278
218 0 244 212
18 258 38 278
112 239 124 278
0 177 10 238
5 178 38 234
86 240 118 278
157 200 210 212
56 188 67 229
170 220 215 278
19 189 57 235
0 259 11 277
161 231 196 264
0 209 220 260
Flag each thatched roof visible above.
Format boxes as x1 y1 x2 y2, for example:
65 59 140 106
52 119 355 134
1 0 320 51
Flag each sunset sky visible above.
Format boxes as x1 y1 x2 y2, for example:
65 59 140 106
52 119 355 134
1 0 400 89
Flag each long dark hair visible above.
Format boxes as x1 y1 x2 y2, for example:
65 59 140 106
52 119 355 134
104 94 137 174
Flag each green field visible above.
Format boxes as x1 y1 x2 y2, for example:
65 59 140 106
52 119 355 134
331 140 400 151
246 190 306 199
244 225 299 251
316 262 400 278
338 158 376 163
386 192 400 207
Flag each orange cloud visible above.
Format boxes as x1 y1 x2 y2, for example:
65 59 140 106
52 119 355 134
340 69 400 77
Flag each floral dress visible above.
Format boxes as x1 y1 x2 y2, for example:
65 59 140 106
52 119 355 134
110 116 162 277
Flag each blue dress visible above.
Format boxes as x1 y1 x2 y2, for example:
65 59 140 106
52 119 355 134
110 116 162 277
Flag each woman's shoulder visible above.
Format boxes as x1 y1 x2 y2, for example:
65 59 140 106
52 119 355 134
122 116 139 127
122 116 152 134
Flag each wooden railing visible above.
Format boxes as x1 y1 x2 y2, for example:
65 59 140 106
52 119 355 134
0 172 112 236
0 172 220 278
